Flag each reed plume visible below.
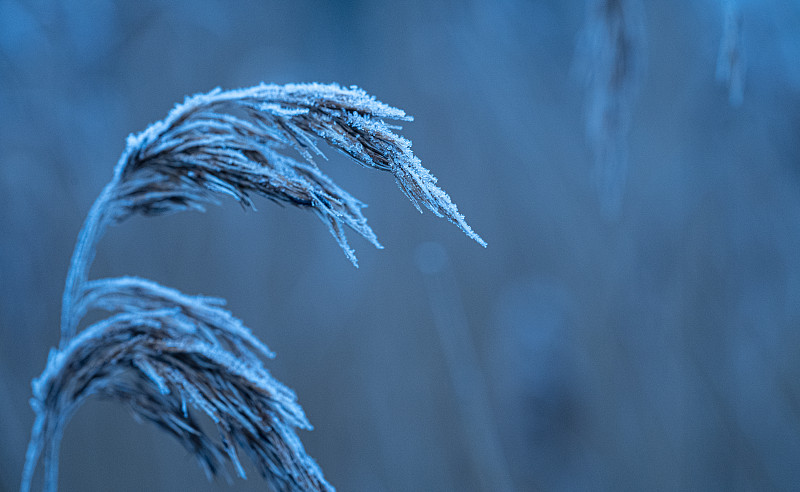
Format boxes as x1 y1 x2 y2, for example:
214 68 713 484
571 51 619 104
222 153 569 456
61 82 486 343
23 83 484 492
24 297 327 492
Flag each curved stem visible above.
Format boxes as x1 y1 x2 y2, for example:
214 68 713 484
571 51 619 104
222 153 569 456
59 177 119 347
42 422 63 492
20 414 44 492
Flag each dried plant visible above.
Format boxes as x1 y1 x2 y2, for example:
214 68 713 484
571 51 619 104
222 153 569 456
576 0 645 218
22 83 484 492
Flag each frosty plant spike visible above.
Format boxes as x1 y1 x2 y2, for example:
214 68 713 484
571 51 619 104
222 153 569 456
22 83 484 492
60 82 485 344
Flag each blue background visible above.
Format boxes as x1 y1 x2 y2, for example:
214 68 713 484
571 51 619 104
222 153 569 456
2 1 800 490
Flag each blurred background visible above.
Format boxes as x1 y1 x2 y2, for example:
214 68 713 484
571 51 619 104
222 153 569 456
2 1 800 490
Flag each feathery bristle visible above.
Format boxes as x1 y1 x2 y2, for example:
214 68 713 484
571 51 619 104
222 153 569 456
24 305 332 492
112 82 485 257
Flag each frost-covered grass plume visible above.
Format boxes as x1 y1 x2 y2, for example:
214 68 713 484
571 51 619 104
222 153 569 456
22 82 484 492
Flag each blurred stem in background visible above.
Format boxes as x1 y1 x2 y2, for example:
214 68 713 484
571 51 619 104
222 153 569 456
716 0 746 107
416 242 516 492
575 0 645 219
